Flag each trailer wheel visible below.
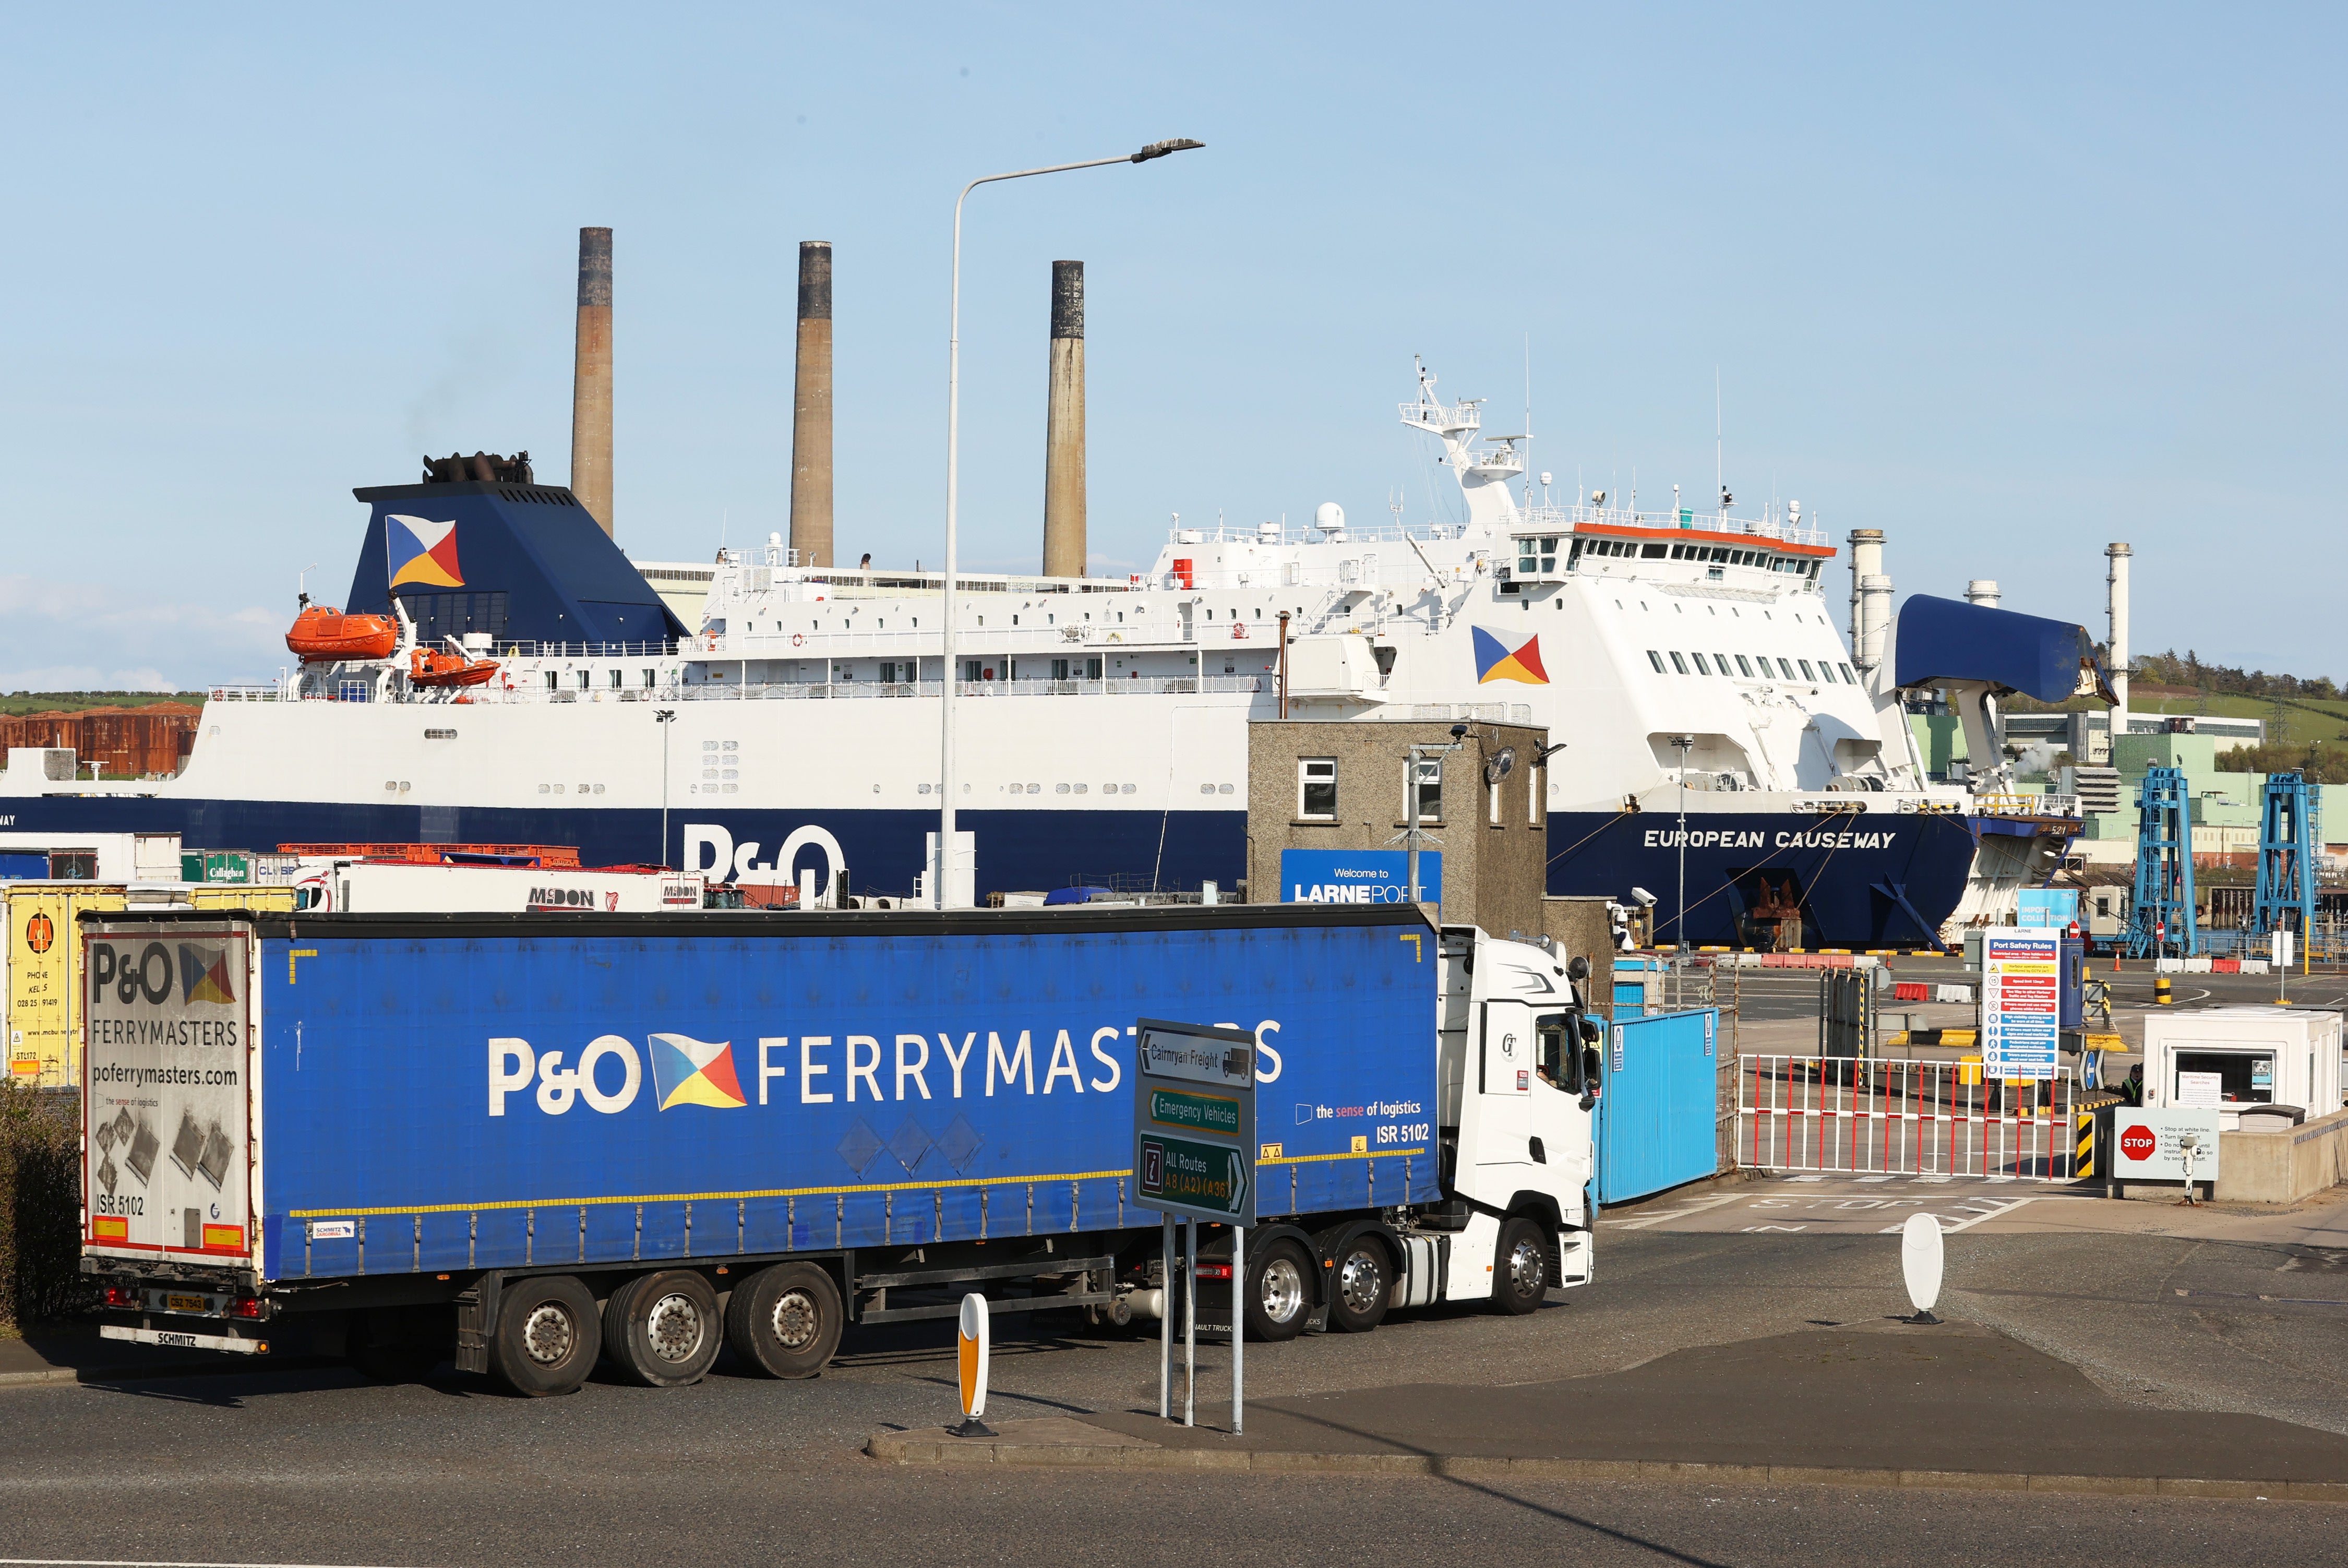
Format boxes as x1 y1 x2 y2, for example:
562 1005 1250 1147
489 1274 601 1397
1326 1236 1392 1333
1491 1218 1549 1316
1243 1239 1312 1342
603 1270 724 1387
725 1262 843 1379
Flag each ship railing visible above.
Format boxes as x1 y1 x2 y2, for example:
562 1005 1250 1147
672 675 1266 701
206 682 287 702
1971 793 2080 818
494 639 682 659
1518 503 1827 549
700 621 1308 653
1163 521 1476 547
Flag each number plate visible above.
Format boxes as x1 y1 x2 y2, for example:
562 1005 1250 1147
165 1294 210 1313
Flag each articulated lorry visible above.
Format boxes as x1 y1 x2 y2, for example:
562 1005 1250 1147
78 903 1600 1395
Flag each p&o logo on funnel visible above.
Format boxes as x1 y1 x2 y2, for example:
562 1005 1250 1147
387 514 464 589
649 1033 747 1110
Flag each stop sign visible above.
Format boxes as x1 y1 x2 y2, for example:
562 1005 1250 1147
2120 1124 2157 1162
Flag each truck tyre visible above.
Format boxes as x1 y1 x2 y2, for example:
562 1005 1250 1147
1243 1239 1313 1342
1491 1218 1549 1316
1326 1236 1393 1333
603 1270 724 1387
489 1274 601 1397
725 1262 843 1379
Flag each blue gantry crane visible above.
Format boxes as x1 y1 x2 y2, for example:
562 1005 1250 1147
2126 765 2196 959
2251 770 2320 941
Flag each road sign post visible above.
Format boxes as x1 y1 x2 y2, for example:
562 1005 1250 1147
1132 1018 1257 1434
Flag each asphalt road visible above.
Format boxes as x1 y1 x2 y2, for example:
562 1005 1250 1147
6 1226 2346 1566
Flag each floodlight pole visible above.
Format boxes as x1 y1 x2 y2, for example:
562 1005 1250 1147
937 139 1204 907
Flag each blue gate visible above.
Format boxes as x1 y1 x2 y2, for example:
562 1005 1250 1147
1595 1008 1721 1204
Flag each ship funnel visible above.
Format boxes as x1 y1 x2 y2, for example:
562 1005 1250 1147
789 241 834 569
1848 528 1891 675
1043 260 1085 578
1964 579 2002 608
570 227 614 536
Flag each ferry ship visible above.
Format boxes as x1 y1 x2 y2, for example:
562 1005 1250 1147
0 365 2100 946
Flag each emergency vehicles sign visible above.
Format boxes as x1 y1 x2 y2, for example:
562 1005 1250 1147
82 925 253 1260
1132 1018 1256 1225
1981 929 2061 1081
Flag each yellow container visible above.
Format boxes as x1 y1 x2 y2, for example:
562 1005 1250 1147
6 883 293 1088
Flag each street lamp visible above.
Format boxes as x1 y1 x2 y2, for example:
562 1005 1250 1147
934 138 1204 907
654 709 677 868
1669 735 1695 954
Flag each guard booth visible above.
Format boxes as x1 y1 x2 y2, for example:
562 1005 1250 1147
1594 1008 1722 1203
2141 1009 2343 1125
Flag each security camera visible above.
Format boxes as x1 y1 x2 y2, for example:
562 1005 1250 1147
1449 723 1468 739
1630 887 1658 908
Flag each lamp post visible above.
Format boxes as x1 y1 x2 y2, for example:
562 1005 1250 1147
1669 735 1695 954
934 138 1203 908
655 709 676 868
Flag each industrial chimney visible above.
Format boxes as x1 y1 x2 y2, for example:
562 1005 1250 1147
789 242 834 569
1042 260 1085 579
570 227 614 535
2105 542 2132 763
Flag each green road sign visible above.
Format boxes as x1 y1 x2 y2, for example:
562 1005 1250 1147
1135 1132 1252 1222
1145 1087 1241 1137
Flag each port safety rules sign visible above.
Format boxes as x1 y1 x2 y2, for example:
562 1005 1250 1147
1981 930 2062 1081
1131 1019 1257 1226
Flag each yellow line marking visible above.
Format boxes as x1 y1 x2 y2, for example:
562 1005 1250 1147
287 1149 1430 1218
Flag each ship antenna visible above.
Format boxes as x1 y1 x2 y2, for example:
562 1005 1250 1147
1716 367 1723 521
297 561 319 609
1523 332 1532 511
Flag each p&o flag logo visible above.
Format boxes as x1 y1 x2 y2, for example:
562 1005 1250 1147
1472 627 1549 686
649 1033 747 1110
387 514 464 589
177 943 236 1006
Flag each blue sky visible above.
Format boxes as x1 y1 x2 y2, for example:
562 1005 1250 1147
1 4 2339 689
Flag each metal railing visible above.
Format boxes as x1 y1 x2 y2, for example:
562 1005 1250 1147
1519 502 1827 549
1736 1055 2083 1179
677 675 1266 702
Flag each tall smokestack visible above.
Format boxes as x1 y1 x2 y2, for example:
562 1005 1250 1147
789 241 834 569
570 227 614 535
1964 579 2002 608
1847 528 1890 675
2106 542 2131 763
1043 259 1086 578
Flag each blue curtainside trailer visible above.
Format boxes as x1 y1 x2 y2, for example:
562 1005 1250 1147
81 904 1600 1395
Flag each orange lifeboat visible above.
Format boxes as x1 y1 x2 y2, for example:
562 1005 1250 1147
285 604 398 663
409 645 501 689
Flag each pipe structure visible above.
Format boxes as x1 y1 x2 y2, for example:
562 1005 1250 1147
2106 542 2132 763
1043 260 1086 577
790 242 834 569
570 227 614 535
1847 529 1890 675
1964 579 2002 608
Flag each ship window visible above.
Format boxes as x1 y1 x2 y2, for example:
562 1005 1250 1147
1717 651 1735 675
1052 658 1069 680
1086 656 1103 679
1799 660 1816 681
1640 543 1667 559
1647 650 1666 673
1669 652 1688 674
1299 758 1337 820
1734 655 1753 677
643 669 656 688
545 672 558 691
1777 658 1796 679
1690 652 1711 675
1840 662 1856 683
609 669 622 689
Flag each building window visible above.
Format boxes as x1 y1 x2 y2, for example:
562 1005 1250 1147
1489 773 1502 824
1299 758 1337 820
1413 758 1442 822
1529 766 1542 825
1647 650 1666 673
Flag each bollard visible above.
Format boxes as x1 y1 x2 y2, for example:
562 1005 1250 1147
2154 975 2172 1007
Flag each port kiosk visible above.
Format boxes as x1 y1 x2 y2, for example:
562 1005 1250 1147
2141 1008 2343 1128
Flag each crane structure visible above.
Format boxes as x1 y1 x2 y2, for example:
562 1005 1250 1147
2251 770 2320 941
2126 765 2197 959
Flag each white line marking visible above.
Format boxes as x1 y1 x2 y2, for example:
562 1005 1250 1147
0 1560 413 1567
1603 1193 1744 1230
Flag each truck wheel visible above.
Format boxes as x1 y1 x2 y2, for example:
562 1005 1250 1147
1326 1236 1392 1333
489 1274 601 1397
1244 1239 1312 1342
1491 1218 1549 1316
603 1270 724 1387
724 1262 843 1379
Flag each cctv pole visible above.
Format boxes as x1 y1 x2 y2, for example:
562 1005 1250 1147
1671 735 1695 956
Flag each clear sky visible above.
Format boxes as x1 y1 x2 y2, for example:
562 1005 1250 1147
2 4 2340 690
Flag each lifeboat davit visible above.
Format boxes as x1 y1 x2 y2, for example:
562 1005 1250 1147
409 646 501 689
286 605 398 663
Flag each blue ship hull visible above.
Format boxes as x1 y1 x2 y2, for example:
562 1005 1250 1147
0 796 1986 947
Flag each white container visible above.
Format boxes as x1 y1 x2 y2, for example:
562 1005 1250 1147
2142 1008 2344 1127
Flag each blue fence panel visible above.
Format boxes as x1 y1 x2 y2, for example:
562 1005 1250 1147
1595 1008 1720 1204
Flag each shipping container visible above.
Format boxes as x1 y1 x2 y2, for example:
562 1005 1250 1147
80 904 1603 1394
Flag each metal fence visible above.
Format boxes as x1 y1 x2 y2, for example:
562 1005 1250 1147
1736 1055 2083 1179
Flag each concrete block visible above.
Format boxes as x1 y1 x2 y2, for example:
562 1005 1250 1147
2214 1107 2348 1205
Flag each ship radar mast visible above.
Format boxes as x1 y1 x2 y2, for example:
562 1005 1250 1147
1400 357 1523 536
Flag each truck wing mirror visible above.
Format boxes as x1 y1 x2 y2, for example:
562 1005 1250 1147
1566 955 1590 982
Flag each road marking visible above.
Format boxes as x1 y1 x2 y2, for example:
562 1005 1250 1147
1876 1196 2038 1235
1603 1194 1744 1230
0 1560 413 1567
1740 1224 1809 1232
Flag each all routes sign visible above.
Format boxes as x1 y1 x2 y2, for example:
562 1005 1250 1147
1132 1018 1256 1226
